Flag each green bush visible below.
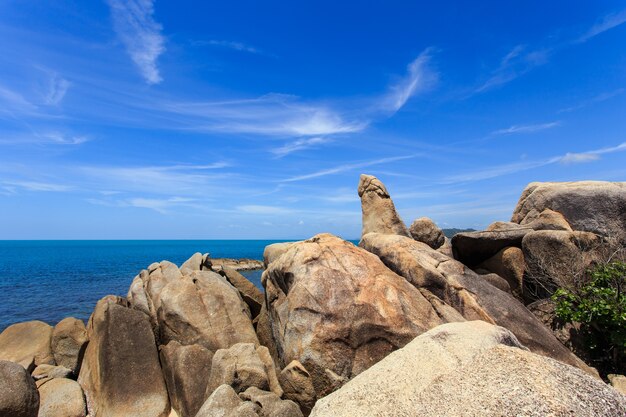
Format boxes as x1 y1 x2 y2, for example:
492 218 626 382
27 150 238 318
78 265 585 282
553 261 626 374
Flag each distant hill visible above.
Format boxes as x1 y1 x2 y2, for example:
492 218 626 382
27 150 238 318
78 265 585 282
442 228 476 238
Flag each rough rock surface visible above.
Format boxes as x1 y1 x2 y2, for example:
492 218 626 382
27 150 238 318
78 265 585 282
211 258 264 271
359 232 594 373
279 360 316 415
263 242 297 268
476 271 511 292
219 266 264 319
195 384 256 417
409 217 445 249
522 208 573 231
160 341 213 417
0 359 39 417
263 233 446 399
78 296 170 417
239 387 303 417
511 181 626 239
157 271 259 351
51 317 88 374
477 246 525 297
179 252 211 274
358 174 409 237
206 343 281 398
451 227 532 266
32 364 73 383
143 260 183 324
609 374 626 395
37 378 87 417
311 321 626 417
0 320 54 371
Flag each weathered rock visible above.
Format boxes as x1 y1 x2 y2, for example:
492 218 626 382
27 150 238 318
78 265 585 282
32 364 73 381
211 258 264 271
486 221 524 231
219 267 264 319
179 252 211 275
522 230 601 298
408 217 445 249
239 387 303 417
254 303 280 367
279 360 316 416
196 384 258 417
264 233 446 399
476 246 525 297
51 317 88 375
451 227 532 266
160 341 213 417
37 378 87 417
157 271 258 351
522 208 573 231
512 181 626 238
311 321 626 417
436 236 453 257
359 232 594 374
0 320 54 371
476 272 511 293
0 360 39 417
609 374 626 396
358 174 409 237
144 260 183 323
263 242 297 268
127 273 151 316
78 296 170 417
206 343 281 398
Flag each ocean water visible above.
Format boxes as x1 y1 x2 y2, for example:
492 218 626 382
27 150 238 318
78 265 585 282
0 240 288 331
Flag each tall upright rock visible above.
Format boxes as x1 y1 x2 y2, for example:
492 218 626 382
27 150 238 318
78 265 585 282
358 174 409 238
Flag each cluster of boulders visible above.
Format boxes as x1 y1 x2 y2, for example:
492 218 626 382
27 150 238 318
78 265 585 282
1 175 625 416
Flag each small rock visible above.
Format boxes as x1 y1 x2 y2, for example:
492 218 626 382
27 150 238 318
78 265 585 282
409 217 445 249
51 317 88 375
279 360 316 415
38 378 87 417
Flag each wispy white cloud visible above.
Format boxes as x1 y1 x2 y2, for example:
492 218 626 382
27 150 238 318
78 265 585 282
578 9 626 43
87 196 199 214
3 180 73 192
281 154 421 182
558 88 625 113
271 137 331 157
107 0 166 84
475 45 550 93
384 48 438 112
196 39 262 54
559 142 626 164
491 121 561 136
0 85 38 115
0 131 89 146
44 74 71 105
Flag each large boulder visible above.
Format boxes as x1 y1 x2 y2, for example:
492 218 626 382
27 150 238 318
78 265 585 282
408 217 445 249
160 341 213 417
0 320 54 371
0 359 39 417
206 343 282 398
511 181 626 239
78 296 170 417
476 246 525 297
50 317 88 375
522 208 573 231
179 252 211 275
218 267 264 319
141 260 183 324
157 271 259 351
359 232 594 374
451 227 532 266
358 174 409 237
37 378 87 417
263 242 297 268
263 233 446 399
310 321 626 417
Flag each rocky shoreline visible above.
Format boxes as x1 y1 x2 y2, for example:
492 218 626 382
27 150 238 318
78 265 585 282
1 175 625 417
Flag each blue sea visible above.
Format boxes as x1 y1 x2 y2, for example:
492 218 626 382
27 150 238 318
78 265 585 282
0 240 289 332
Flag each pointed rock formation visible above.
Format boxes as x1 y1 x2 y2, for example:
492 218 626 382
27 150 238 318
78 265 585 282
358 174 409 238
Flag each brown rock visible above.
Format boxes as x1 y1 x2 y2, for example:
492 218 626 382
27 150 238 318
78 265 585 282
0 320 54 371
0 359 39 417
144 261 183 323
279 360 316 416
160 341 213 417
451 227 532 266
476 246 525 297
436 237 453 257
609 374 626 396
522 208 573 231
477 272 511 293
264 233 445 399
263 242 298 268
195 384 258 417
358 174 409 237
51 317 88 375
32 364 73 381
127 273 151 316
37 378 87 417
219 267 264 319
157 271 259 351
409 217 445 249
359 232 595 374
179 252 211 274
239 387 303 417
254 303 280 367
78 296 170 417
511 181 626 239
211 258 264 271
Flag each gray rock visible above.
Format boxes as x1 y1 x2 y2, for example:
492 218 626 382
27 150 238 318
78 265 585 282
0 359 39 417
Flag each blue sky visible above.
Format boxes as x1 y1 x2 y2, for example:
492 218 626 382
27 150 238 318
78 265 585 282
0 1 625 239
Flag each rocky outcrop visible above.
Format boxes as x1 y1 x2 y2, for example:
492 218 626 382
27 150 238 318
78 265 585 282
206 343 281 398
143 261 183 324
179 252 211 274
32 364 73 387
279 360 316 416
358 174 409 237
0 320 54 371
263 233 446 399
239 387 303 417
310 321 626 417
160 341 213 417
511 181 626 239
521 208 573 231
609 374 626 395
196 385 302 417
37 378 87 417
409 217 445 249
157 271 258 351
51 317 88 375
359 232 594 374
78 296 170 417
219 267 264 319
0 360 39 417
263 242 297 268
476 246 525 297
211 258 264 271
451 227 531 266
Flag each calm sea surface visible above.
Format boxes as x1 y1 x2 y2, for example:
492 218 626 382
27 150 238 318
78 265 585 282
0 240 290 331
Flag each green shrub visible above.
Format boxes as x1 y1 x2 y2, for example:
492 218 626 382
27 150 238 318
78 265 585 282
553 261 626 374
